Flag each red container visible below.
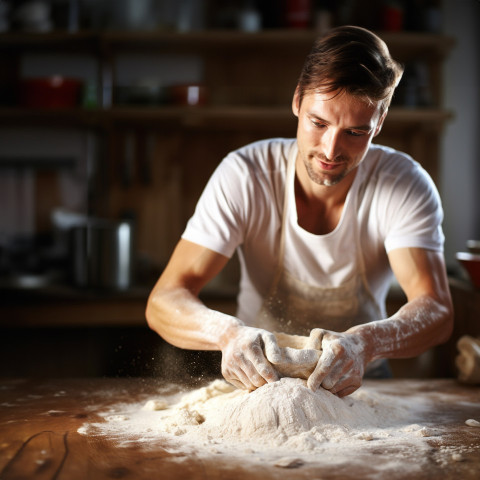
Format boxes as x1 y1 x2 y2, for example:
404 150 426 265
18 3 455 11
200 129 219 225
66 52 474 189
285 0 312 29
381 4 404 32
19 76 83 108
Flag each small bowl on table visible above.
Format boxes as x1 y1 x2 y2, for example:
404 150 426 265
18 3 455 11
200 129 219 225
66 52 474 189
456 252 480 288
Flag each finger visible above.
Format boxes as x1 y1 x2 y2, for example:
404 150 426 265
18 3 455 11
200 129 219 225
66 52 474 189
227 377 246 390
307 348 336 391
283 347 320 366
223 360 255 391
234 367 256 391
241 352 269 388
333 383 361 398
234 357 267 390
308 328 325 350
256 363 279 384
320 361 352 391
262 332 282 364
329 370 362 396
249 341 279 383
307 365 324 391
250 372 267 388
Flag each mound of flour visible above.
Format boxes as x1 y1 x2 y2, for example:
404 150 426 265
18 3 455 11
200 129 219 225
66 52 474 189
167 377 419 450
80 377 437 459
201 378 402 437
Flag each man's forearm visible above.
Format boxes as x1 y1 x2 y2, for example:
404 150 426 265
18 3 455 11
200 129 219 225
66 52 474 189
146 286 244 351
349 294 453 363
146 285 282 391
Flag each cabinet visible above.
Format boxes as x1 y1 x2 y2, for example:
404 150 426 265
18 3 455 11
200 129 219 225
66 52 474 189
0 30 454 272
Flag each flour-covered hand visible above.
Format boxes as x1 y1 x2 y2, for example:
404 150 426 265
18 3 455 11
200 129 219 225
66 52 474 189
307 329 369 397
221 325 281 391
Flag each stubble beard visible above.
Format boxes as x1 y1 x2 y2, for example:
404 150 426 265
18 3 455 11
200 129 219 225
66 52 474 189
303 154 350 187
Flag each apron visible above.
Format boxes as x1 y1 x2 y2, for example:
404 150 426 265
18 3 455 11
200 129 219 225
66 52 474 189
256 147 390 377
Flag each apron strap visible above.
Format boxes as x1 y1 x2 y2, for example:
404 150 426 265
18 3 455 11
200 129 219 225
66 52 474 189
270 146 297 288
352 178 384 319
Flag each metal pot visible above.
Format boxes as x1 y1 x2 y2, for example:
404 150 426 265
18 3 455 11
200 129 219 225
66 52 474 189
70 219 135 290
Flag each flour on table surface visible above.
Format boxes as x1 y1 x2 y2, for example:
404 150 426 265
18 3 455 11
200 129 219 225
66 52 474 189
77 377 478 472
465 418 480 427
142 399 169 411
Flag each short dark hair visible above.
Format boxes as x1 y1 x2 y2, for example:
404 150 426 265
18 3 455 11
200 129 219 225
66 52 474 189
297 25 404 112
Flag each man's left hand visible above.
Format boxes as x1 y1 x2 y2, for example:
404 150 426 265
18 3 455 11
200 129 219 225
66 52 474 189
307 329 369 397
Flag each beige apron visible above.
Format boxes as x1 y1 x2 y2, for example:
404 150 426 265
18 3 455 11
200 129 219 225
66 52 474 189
257 148 388 376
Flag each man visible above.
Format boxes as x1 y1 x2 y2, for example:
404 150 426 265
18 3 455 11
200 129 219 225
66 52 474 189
146 26 453 397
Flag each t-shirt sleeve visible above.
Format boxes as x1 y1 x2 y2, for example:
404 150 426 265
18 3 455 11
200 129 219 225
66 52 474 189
181 154 250 258
382 160 445 253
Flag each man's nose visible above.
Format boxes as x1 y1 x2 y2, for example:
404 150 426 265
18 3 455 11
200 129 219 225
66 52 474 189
321 129 342 161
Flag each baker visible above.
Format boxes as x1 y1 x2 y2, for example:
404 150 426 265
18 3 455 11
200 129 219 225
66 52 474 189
146 25 453 397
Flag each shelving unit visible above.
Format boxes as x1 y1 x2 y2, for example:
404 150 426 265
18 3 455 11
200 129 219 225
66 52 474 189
0 30 454 110
0 29 455 270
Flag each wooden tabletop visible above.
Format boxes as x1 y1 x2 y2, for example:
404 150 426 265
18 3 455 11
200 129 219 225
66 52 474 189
0 377 479 480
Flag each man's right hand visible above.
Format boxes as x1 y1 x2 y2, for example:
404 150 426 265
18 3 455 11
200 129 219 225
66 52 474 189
220 325 282 391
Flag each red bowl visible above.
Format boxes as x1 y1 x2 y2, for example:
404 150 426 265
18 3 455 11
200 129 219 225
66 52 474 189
19 76 83 108
456 252 480 288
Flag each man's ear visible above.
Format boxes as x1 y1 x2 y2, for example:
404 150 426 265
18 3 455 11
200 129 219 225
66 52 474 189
292 86 300 117
373 109 388 137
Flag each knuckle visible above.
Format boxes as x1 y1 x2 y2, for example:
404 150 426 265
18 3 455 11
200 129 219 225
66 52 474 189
251 374 266 387
333 341 346 356
263 331 277 345
249 343 263 357
232 350 244 362
256 364 271 377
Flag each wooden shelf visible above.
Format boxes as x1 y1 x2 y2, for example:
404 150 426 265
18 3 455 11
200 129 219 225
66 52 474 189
103 30 457 60
0 106 453 131
384 108 454 131
0 30 455 58
0 107 101 127
0 31 99 52
0 282 237 328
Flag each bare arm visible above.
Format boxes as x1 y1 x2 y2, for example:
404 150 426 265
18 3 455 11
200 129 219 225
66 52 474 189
353 248 453 359
145 239 280 390
308 248 454 396
146 238 237 350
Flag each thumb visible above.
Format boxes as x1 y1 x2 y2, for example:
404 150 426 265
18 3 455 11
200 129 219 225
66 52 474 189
262 332 282 364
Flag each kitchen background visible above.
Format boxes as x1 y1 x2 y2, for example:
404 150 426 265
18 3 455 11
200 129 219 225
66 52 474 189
0 0 479 380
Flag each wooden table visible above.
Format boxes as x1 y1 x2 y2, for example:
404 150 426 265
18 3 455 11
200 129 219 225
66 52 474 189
0 378 479 480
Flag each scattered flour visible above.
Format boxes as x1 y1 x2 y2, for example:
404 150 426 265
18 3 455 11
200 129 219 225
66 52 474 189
77 377 451 472
105 414 129 422
142 399 169 411
465 418 480 427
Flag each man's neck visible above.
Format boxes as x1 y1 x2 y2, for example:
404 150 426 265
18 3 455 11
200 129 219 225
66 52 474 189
294 160 357 235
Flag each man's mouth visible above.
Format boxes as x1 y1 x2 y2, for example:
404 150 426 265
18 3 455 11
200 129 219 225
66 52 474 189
317 159 344 171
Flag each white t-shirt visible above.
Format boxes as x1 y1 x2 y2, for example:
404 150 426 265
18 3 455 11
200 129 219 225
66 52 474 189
182 138 444 325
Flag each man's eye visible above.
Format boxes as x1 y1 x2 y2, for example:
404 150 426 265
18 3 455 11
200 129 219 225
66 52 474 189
346 130 365 137
312 120 326 128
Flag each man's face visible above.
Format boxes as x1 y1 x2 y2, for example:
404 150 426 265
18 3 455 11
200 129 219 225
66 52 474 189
292 89 386 187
